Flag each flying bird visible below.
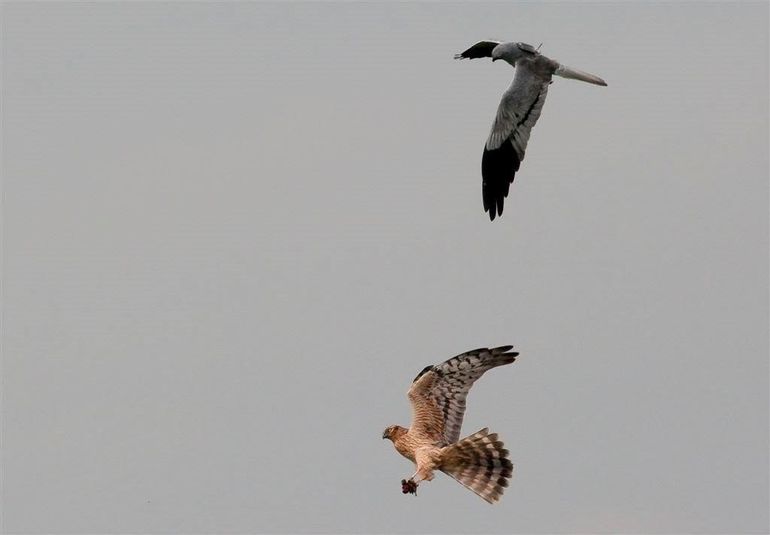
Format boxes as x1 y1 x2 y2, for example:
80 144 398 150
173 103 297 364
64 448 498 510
455 40 607 220
382 345 518 503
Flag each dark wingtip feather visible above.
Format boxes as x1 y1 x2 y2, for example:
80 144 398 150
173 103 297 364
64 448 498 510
481 142 520 222
492 345 518 366
412 364 434 383
456 41 499 60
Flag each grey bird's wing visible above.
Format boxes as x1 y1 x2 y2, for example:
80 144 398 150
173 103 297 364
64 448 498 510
408 346 518 445
454 40 501 59
482 57 555 220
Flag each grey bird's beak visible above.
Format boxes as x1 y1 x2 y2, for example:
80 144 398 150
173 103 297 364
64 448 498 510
492 57 499 62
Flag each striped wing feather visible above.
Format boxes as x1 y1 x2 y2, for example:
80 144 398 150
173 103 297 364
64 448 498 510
407 346 518 445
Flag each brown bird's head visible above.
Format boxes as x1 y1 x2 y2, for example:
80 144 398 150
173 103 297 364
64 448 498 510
382 425 407 442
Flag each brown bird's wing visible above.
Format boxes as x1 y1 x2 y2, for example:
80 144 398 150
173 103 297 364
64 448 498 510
407 346 518 445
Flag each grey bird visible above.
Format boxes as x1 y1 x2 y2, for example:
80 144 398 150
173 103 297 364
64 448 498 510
455 41 607 221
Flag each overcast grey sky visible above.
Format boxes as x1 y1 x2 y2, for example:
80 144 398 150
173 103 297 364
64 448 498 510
2 2 768 534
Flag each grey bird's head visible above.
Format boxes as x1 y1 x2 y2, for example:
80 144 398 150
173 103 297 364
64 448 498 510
491 41 538 66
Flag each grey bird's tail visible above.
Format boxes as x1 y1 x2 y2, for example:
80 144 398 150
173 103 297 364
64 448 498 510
440 428 513 504
554 64 608 86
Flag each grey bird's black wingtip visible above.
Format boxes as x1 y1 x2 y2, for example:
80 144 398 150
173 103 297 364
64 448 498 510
482 142 520 221
455 40 500 60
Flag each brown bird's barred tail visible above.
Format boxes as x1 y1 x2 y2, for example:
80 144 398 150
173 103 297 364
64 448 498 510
440 428 513 504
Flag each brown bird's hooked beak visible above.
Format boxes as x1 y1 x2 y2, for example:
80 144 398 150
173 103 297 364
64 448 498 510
382 430 388 439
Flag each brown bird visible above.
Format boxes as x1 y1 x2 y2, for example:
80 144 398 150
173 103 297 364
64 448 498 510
382 345 518 503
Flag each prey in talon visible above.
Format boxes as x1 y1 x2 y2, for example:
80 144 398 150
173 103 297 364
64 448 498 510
401 479 418 495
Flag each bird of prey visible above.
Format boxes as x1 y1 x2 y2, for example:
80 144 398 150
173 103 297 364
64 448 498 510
455 40 608 221
382 345 518 503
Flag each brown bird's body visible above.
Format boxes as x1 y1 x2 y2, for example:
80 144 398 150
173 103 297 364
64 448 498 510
383 346 518 503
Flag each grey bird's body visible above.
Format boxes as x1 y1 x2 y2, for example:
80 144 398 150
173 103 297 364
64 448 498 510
455 41 607 221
